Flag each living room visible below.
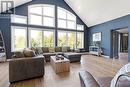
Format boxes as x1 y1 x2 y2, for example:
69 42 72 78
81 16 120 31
0 0 130 87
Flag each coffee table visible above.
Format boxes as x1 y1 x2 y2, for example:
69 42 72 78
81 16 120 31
50 56 70 73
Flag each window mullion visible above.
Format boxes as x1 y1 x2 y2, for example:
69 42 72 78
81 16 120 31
42 6 44 26
42 30 44 46
66 32 68 46
26 28 27 48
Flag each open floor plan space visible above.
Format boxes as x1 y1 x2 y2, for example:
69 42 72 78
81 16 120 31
0 55 126 87
1 0 130 87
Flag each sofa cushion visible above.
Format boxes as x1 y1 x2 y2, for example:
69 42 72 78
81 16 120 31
49 47 55 53
31 47 38 55
62 47 68 52
42 47 49 53
110 63 130 87
13 51 24 58
23 49 36 57
55 47 62 52
36 47 43 54
67 47 71 52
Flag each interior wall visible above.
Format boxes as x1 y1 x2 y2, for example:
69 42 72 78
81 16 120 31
88 15 130 62
0 15 11 59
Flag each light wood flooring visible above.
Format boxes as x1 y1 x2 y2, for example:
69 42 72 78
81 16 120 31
0 55 128 87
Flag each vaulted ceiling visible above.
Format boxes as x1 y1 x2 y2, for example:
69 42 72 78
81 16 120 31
1 0 130 27
65 0 130 27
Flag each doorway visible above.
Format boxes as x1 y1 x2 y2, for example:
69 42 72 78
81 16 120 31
111 28 128 63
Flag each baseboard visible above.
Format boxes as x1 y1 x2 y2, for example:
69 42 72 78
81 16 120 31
102 55 110 59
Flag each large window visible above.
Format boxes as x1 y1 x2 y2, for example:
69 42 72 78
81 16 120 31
43 31 54 47
11 5 85 50
11 15 27 24
77 24 84 31
68 32 76 48
28 5 55 27
11 27 27 51
58 31 76 48
29 28 54 47
29 29 42 47
58 7 76 29
77 32 84 48
58 32 67 46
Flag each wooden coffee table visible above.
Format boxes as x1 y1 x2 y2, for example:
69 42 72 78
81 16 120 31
50 56 70 73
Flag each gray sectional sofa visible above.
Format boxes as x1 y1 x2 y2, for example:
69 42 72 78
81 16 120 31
9 55 45 83
31 46 71 62
31 46 83 62
64 53 81 62
9 47 83 83
9 48 45 83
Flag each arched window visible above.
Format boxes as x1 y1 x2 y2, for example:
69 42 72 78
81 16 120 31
58 7 76 29
28 4 55 27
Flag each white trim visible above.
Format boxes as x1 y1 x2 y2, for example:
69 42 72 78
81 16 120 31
77 24 84 31
77 32 84 48
57 7 76 29
11 14 27 24
57 30 77 48
28 4 55 27
11 26 27 52
102 55 110 59
28 28 55 47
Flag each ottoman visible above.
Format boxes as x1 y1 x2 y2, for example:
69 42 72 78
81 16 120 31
64 53 81 62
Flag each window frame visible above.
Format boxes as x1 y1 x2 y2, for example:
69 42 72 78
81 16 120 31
77 32 84 48
42 30 55 47
58 7 76 29
57 30 76 48
77 24 84 31
11 14 27 24
28 4 55 27
29 28 55 47
29 28 43 47
11 26 27 52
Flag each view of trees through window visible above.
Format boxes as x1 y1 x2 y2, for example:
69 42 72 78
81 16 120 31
30 30 42 47
68 32 76 48
12 27 84 51
11 5 84 51
77 32 84 48
12 27 27 51
58 31 83 48
30 29 54 47
43 31 54 47
58 32 67 47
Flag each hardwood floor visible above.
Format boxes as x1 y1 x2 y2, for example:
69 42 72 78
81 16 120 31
118 52 128 64
0 55 128 87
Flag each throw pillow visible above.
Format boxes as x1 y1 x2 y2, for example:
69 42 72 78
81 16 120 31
62 47 67 52
67 47 71 52
55 47 62 52
36 47 43 54
31 47 38 55
110 63 130 87
13 51 24 58
42 47 49 53
49 47 55 53
23 49 36 57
